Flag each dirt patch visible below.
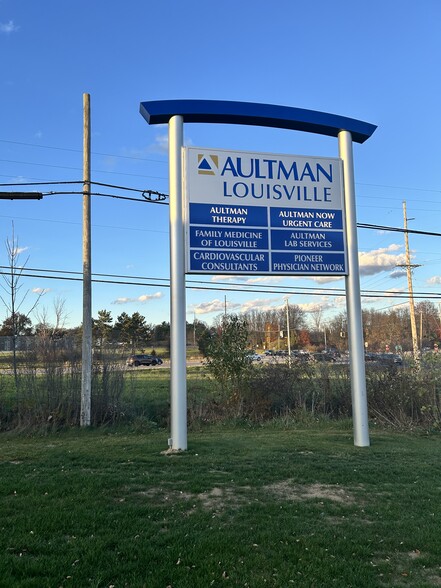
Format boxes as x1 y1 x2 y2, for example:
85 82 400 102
197 486 251 511
264 480 356 504
127 480 357 513
407 549 421 560
131 485 250 513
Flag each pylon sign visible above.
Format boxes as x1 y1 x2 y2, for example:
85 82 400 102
184 147 347 276
140 99 377 449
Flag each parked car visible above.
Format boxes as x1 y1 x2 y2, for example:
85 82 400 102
365 352 403 366
312 352 337 363
246 352 262 362
378 353 403 366
291 350 313 362
126 354 163 367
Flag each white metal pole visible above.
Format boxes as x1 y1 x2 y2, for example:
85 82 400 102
338 130 370 447
168 115 187 451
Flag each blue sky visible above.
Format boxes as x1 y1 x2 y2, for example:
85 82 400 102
1 0 441 330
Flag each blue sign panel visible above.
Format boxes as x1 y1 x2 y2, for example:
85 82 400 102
272 252 346 274
190 226 269 250
270 229 344 251
270 207 343 230
190 203 268 227
189 250 269 273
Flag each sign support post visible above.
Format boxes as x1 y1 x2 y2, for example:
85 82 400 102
338 130 370 447
168 115 187 451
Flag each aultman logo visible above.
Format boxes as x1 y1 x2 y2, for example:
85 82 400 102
197 154 219 175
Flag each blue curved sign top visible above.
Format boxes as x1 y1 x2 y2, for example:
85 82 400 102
139 99 376 144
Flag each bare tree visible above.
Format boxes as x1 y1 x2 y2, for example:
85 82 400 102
33 298 70 364
0 224 45 381
34 297 68 337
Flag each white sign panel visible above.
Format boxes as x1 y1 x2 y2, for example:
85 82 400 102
184 147 347 276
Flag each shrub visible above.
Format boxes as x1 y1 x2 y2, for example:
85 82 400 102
366 361 441 429
242 362 352 421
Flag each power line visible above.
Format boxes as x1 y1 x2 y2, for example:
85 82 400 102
3 138 441 196
1 266 440 301
357 181 441 194
42 191 169 205
0 138 167 165
0 180 169 204
3 180 441 235
0 180 82 187
0 158 167 180
357 223 441 238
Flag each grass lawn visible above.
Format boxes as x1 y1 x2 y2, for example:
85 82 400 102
1 423 441 587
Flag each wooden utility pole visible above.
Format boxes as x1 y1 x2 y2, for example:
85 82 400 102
402 201 419 360
81 93 92 426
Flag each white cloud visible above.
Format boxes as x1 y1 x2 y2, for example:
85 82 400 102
113 297 131 304
138 292 162 302
298 298 334 314
307 275 344 284
112 292 163 304
427 276 441 285
191 298 241 315
210 276 247 284
32 287 50 294
358 244 407 276
240 297 281 313
0 20 19 34
211 275 286 285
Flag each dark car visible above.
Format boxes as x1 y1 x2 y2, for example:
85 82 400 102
312 352 337 363
365 352 403 366
378 353 403 366
126 354 163 367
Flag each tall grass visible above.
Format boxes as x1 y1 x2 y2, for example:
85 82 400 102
0 360 125 431
1 354 441 432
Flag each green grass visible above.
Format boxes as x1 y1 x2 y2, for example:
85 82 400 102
1 424 441 587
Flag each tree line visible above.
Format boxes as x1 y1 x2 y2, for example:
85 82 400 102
1 299 440 356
